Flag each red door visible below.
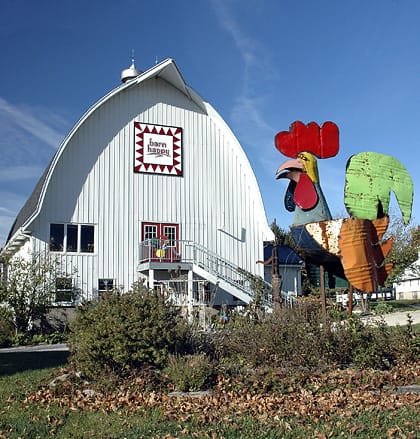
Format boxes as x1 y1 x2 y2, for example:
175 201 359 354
141 222 179 262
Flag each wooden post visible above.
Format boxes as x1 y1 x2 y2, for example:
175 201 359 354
320 265 327 327
348 285 354 317
272 244 281 312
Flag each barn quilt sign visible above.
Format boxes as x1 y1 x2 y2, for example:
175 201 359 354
134 122 183 176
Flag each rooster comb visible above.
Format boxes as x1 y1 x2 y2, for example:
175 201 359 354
275 121 339 159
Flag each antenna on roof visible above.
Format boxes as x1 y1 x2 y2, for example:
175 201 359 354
155 55 158 65
121 49 140 83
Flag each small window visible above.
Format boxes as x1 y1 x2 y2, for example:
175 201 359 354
80 225 95 253
50 224 64 251
163 225 177 247
67 224 78 252
98 278 114 294
55 277 74 303
144 225 158 241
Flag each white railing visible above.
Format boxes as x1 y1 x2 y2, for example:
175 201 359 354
139 239 273 306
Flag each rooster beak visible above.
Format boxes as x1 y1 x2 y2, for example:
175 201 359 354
275 158 304 180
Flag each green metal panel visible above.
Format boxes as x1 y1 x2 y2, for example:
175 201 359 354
344 152 413 224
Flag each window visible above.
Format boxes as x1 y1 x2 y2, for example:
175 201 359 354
80 225 95 253
50 224 64 251
55 277 74 303
142 222 179 243
98 278 114 294
163 225 177 247
144 224 158 241
67 225 78 252
49 223 95 253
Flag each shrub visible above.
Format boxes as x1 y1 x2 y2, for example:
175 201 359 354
214 304 411 374
68 285 192 380
391 314 420 363
164 353 213 391
0 308 14 348
214 306 329 372
0 253 63 334
373 301 394 315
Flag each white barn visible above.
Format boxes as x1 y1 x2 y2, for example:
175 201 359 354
1 58 277 311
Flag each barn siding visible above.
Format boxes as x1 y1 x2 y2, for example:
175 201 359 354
10 63 273 299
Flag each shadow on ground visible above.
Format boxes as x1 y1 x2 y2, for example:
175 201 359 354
0 351 69 376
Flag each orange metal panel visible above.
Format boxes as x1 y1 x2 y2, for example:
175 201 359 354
338 217 392 292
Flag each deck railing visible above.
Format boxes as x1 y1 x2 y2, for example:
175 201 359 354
139 239 273 306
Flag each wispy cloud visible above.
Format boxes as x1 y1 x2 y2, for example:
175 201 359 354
0 96 65 149
210 0 259 70
209 0 283 222
0 165 44 182
210 1 278 160
0 98 69 245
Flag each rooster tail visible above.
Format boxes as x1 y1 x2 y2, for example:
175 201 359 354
345 152 413 225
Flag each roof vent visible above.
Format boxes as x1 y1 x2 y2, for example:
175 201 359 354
121 50 140 83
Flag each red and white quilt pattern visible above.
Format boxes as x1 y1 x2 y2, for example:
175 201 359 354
134 122 182 176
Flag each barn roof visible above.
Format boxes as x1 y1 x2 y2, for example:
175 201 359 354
263 244 303 265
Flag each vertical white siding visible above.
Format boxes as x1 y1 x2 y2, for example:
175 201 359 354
28 76 273 296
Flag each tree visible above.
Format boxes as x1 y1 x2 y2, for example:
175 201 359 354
386 220 420 285
0 254 62 334
270 220 295 248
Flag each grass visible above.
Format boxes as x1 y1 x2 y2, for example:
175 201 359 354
0 366 418 438
369 299 420 313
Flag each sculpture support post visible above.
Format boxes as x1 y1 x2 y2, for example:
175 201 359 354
348 285 354 317
320 265 327 327
272 244 281 312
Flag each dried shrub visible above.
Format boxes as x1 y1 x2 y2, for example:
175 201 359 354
164 353 213 391
213 304 416 375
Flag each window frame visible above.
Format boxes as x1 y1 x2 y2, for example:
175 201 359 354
98 278 115 295
54 277 76 304
49 223 95 254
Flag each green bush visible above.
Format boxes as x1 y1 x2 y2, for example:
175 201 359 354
0 308 14 348
164 353 213 391
68 285 192 380
373 301 394 315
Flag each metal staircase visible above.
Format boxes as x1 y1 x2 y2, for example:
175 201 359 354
191 242 273 308
139 239 274 308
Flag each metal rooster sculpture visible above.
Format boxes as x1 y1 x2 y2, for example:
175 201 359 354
275 121 414 293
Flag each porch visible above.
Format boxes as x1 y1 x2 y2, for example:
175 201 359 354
137 239 273 309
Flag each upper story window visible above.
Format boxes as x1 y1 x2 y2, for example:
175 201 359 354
49 223 95 253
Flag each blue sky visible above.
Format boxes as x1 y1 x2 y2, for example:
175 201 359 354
1 0 419 246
